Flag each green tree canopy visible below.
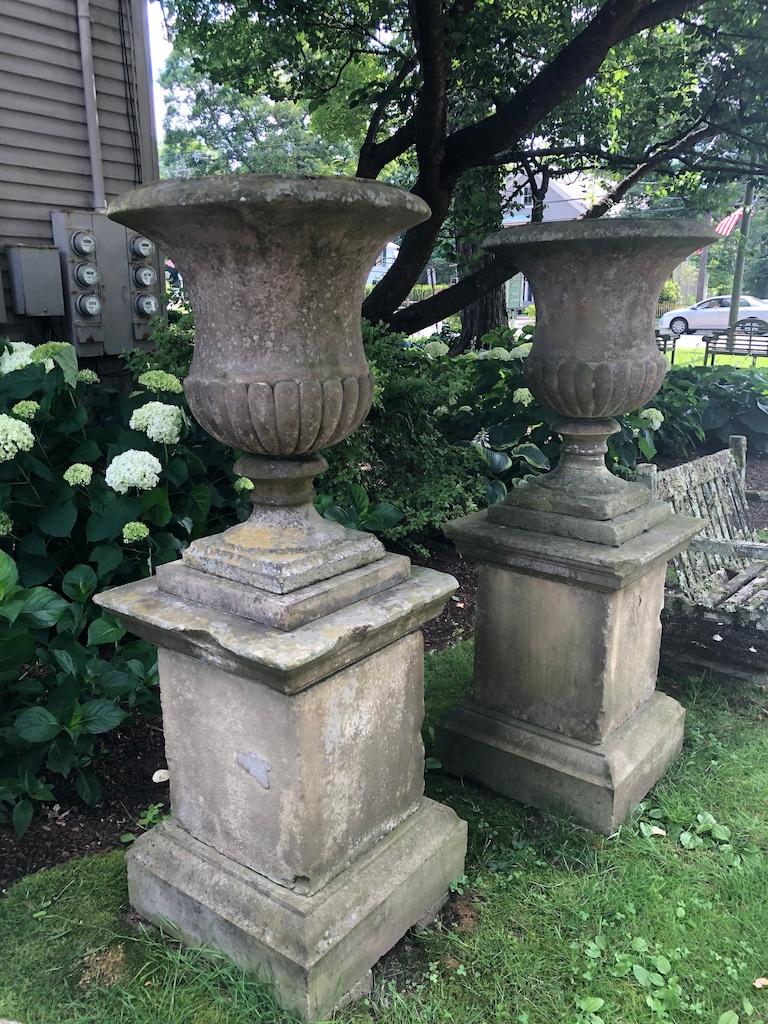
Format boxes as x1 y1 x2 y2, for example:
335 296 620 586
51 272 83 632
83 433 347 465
162 0 768 331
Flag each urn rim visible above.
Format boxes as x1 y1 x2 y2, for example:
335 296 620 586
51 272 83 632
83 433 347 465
483 217 720 253
108 173 431 228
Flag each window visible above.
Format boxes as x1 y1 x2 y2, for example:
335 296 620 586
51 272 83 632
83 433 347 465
521 184 533 205
697 299 721 309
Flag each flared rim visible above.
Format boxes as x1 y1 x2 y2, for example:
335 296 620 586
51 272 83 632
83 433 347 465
483 217 720 252
108 173 431 223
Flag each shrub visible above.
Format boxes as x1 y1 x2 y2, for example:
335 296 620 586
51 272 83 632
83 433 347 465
0 338 248 833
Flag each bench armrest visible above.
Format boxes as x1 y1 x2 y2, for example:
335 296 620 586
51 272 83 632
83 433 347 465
690 537 768 560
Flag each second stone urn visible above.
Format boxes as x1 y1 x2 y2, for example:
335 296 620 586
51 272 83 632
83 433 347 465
99 175 467 1019
438 218 719 834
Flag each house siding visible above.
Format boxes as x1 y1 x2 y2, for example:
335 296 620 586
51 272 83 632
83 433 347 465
0 0 157 329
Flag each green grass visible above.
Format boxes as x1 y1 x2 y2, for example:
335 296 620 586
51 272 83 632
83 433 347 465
672 346 768 369
2 642 768 1024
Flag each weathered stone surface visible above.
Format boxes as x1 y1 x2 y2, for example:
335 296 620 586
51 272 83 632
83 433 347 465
489 497 671 547
95 566 457 694
128 802 467 1021
436 692 684 834
158 634 427 894
471 562 666 744
445 510 702 592
157 553 411 630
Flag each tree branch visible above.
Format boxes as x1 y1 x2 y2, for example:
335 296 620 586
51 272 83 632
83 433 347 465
386 254 518 335
445 0 701 171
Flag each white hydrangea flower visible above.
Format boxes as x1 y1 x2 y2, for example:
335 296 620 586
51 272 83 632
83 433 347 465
63 463 93 487
122 520 150 543
512 387 534 407
0 511 12 536
105 450 162 494
138 370 184 394
507 343 533 359
0 342 35 375
477 347 513 361
11 400 39 420
130 401 183 445
423 340 449 358
639 408 665 431
234 476 254 493
0 413 35 462
77 368 100 385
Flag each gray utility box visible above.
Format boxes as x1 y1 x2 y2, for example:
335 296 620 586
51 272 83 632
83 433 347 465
51 210 164 357
7 245 65 317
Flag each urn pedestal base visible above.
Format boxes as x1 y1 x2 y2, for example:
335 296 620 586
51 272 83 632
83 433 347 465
436 693 684 835
128 801 466 1021
438 508 701 831
96 559 466 1020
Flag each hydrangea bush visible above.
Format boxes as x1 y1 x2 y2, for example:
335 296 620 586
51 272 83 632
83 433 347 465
0 337 250 833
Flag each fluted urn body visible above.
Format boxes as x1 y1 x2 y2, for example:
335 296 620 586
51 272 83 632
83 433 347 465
109 175 430 592
483 219 718 520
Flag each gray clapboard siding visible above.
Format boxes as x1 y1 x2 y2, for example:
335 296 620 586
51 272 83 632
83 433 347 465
0 0 157 332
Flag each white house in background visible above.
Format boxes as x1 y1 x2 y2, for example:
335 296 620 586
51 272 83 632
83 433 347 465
503 173 608 311
367 241 400 284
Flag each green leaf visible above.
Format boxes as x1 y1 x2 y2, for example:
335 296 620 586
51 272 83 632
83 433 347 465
696 811 717 833
14 706 61 743
577 998 605 1013
652 954 671 975
12 798 34 837
362 502 404 532
0 625 36 680
78 699 128 734
86 495 143 542
71 439 101 462
52 343 79 386
141 487 172 527
189 483 212 523
712 822 732 841
486 478 508 504
87 616 126 647
717 1012 740 1024
0 550 19 601
16 588 70 628
632 964 653 988
478 446 513 475
37 500 78 538
47 736 77 777
512 442 550 470
62 564 97 602
90 543 124 580
75 768 102 805
348 484 369 517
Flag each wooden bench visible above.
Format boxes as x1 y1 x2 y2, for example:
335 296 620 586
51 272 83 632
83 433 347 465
638 436 768 682
703 319 768 365
655 329 677 364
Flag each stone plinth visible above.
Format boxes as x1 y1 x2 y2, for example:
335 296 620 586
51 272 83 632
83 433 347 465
436 510 701 833
96 564 467 1019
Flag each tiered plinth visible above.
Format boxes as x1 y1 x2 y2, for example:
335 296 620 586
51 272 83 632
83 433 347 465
96 559 466 1019
437 498 702 834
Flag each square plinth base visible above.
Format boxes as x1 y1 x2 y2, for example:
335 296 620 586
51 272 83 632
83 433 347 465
436 692 685 834
128 800 467 1021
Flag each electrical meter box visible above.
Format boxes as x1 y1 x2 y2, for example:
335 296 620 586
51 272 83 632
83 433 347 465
50 210 163 357
6 246 66 317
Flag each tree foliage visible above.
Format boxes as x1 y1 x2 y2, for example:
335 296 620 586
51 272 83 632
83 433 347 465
162 0 768 330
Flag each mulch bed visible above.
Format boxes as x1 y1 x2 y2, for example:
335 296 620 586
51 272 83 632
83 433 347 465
2 453 766 891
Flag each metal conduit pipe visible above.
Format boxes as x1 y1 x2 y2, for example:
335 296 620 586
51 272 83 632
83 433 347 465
77 0 107 211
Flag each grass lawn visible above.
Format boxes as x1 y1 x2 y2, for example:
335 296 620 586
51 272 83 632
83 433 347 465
2 642 768 1024
671 346 768 369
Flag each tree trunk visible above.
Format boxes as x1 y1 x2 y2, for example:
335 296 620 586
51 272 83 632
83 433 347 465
452 167 508 353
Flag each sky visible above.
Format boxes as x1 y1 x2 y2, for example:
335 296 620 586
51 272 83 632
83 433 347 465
146 0 172 139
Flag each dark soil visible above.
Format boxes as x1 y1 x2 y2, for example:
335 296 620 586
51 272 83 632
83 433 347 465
2 454 766 890
0 718 169 892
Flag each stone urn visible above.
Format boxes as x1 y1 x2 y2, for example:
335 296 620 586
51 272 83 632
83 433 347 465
108 175 430 592
483 219 719 530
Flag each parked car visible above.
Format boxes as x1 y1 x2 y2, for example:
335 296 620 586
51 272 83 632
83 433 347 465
659 295 768 336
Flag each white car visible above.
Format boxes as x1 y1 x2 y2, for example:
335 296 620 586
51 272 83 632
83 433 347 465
659 295 768 336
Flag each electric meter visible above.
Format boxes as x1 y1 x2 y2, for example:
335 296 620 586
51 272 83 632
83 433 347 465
133 264 158 288
136 293 159 317
76 293 102 317
130 235 156 258
71 231 97 256
74 262 100 287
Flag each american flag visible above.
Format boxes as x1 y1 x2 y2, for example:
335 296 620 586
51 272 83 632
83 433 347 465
714 208 743 237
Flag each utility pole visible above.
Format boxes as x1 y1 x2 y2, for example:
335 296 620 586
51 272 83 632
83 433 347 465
695 215 712 302
729 159 757 329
